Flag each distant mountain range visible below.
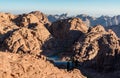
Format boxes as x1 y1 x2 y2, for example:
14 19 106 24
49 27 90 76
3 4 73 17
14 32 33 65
105 25 120 37
47 13 120 27
47 13 120 38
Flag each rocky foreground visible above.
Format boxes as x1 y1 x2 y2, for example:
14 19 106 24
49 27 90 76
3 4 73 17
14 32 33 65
0 11 120 78
0 52 85 78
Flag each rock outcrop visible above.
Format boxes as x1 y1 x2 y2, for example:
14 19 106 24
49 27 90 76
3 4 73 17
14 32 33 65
0 11 51 54
0 52 85 78
30 11 50 25
4 28 40 54
73 25 120 71
0 12 19 44
48 18 88 52
4 22 51 55
49 18 88 40
14 11 51 28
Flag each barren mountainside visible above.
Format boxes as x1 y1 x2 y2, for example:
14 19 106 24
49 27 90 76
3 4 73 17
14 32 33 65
0 11 120 78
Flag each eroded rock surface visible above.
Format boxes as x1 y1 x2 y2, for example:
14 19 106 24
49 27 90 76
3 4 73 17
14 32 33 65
73 25 120 71
0 52 85 78
14 11 50 27
0 11 51 54
0 12 19 44
4 28 40 54
4 23 51 55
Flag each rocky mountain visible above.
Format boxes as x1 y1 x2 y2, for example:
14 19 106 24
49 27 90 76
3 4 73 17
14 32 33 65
48 14 120 39
48 14 120 27
1 11 120 78
73 25 120 72
0 11 86 78
48 18 88 52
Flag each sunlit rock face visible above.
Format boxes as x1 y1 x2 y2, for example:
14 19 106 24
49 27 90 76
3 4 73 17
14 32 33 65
4 22 51 55
0 12 19 46
13 11 51 28
0 52 85 78
0 11 51 55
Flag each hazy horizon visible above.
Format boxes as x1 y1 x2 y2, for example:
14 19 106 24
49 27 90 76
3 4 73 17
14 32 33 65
0 0 120 17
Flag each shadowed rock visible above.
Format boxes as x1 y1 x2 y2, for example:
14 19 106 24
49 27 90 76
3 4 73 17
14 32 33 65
48 18 88 52
73 25 120 71
49 18 88 40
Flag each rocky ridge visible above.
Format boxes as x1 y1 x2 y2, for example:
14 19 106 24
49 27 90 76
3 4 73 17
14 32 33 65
0 11 86 78
0 11 120 78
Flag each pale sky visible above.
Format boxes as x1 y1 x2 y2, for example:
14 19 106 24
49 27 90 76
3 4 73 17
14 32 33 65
0 0 120 16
